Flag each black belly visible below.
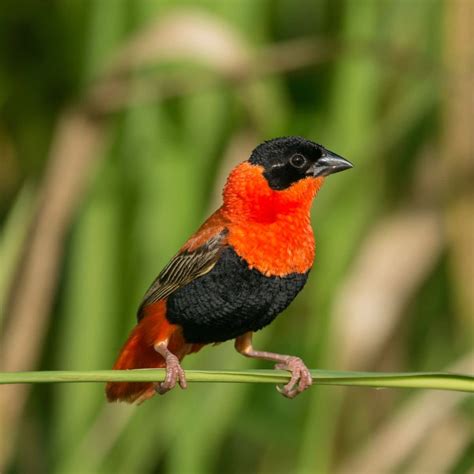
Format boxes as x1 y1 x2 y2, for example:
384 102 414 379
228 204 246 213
166 247 309 343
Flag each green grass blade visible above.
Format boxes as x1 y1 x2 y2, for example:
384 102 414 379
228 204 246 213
0 369 471 392
0 184 34 325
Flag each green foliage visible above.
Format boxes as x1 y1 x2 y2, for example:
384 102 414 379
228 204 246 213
1 0 471 473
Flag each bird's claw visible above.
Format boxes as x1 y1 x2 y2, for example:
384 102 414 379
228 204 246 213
154 355 187 395
275 356 312 399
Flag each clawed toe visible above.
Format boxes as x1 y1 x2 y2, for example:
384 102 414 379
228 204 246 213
275 357 313 398
154 356 187 395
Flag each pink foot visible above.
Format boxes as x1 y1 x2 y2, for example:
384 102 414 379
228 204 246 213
154 353 187 395
275 356 313 399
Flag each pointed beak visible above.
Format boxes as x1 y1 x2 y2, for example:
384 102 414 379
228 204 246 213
307 150 353 177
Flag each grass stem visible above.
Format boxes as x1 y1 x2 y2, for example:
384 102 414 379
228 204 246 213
0 370 472 392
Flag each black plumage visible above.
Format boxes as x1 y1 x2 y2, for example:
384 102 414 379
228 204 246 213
166 247 309 343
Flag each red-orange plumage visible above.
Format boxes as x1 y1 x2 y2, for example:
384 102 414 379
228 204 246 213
106 301 203 403
222 162 323 276
180 209 229 252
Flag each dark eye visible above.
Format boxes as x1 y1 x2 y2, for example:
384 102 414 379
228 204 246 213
289 154 307 168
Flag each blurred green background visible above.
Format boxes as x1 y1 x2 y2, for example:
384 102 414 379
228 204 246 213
1 0 472 473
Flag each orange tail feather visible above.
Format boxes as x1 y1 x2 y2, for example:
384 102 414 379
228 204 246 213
106 301 187 404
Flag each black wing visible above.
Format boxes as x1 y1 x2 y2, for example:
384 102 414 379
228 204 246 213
137 229 228 319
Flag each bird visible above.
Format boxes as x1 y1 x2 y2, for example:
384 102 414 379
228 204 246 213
106 136 352 403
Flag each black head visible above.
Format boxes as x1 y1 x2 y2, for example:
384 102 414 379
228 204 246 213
249 136 352 190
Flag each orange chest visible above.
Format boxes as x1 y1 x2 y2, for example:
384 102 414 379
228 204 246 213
227 216 315 277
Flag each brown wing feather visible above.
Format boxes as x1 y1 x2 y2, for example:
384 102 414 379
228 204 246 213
137 225 228 320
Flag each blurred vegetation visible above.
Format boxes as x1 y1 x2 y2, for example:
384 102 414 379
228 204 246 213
0 0 472 473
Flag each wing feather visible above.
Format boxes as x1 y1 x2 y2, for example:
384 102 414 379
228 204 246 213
137 228 228 319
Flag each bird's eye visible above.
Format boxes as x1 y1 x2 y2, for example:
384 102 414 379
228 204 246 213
289 154 307 168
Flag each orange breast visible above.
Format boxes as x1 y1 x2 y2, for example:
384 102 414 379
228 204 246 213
222 162 322 276
227 217 315 276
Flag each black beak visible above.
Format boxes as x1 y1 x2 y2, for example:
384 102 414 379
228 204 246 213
307 150 353 177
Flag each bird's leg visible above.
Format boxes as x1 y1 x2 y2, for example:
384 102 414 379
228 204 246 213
153 341 187 395
235 332 312 399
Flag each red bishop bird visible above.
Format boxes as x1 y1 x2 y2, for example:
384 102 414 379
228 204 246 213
106 136 352 403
